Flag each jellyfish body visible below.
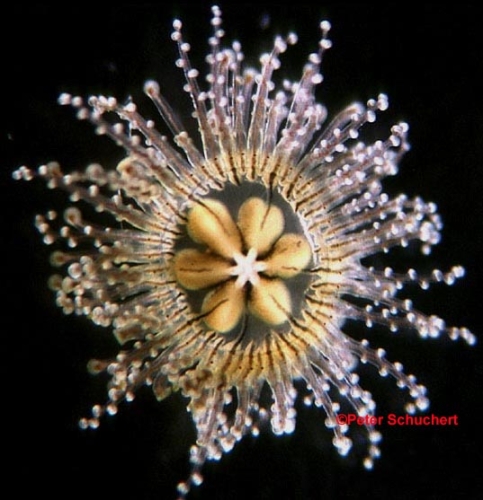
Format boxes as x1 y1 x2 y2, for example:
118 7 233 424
13 5 475 499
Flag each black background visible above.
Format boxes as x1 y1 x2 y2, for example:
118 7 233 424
2 3 482 499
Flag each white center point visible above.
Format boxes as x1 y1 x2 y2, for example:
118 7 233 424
230 248 266 288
